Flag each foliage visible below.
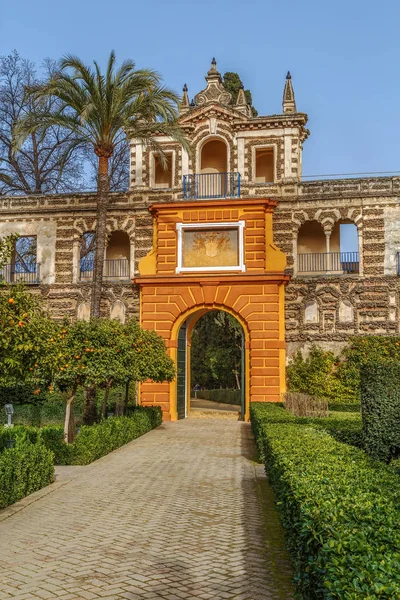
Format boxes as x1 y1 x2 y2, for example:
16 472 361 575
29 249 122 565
0 435 54 508
328 401 361 413
14 51 188 316
0 51 84 195
53 318 175 393
250 408 400 599
250 403 363 458
38 426 71 465
0 406 162 467
287 345 354 401
338 336 400 401
71 407 162 465
0 424 38 451
360 361 400 462
223 72 258 117
195 388 241 405
0 234 17 268
0 285 61 388
191 311 243 389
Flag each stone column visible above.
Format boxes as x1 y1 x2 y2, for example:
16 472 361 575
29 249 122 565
72 239 80 284
325 231 331 273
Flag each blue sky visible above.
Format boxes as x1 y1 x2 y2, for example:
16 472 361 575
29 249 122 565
1 0 400 180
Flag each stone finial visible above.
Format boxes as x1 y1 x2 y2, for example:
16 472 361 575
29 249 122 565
194 58 232 107
180 83 190 115
282 71 296 113
235 82 251 118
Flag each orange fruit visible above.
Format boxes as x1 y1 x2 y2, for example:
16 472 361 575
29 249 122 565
8 298 14 304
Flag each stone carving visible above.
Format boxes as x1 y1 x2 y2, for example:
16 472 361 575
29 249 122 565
110 300 126 323
194 59 232 108
304 300 319 323
77 302 90 322
339 300 354 322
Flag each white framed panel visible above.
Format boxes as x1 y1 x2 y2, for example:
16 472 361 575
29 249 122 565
176 221 246 274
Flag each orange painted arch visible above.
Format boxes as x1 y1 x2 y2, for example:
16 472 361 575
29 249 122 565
134 197 289 422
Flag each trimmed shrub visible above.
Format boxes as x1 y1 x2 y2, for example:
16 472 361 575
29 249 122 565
71 406 162 465
338 336 400 401
38 426 71 465
251 414 400 599
0 425 38 452
250 403 363 457
328 401 361 413
360 361 400 462
195 389 241 405
0 436 54 508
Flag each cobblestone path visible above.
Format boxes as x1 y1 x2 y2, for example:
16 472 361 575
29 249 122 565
0 420 294 599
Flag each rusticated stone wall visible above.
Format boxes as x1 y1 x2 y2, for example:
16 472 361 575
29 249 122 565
2 176 400 357
271 176 400 357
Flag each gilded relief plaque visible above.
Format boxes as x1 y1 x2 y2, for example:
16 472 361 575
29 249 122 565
182 227 239 268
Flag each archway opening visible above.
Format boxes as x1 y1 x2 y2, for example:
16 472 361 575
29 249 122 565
199 139 228 198
176 309 245 420
200 139 227 174
297 220 327 274
330 219 359 273
105 230 130 279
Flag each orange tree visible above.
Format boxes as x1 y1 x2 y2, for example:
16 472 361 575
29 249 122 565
0 285 62 392
53 318 175 442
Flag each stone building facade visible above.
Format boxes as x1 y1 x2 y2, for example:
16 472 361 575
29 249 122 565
1 59 400 415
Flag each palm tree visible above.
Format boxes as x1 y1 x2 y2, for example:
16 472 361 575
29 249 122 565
14 51 187 317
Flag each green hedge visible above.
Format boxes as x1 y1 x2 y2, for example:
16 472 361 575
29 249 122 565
71 406 162 465
0 437 54 509
251 412 400 599
250 403 363 458
328 401 361 413
195 389 241 405
361 361 400 462
0 425 38 451
1 406 162 466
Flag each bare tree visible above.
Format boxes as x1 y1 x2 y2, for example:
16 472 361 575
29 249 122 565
0 51 85 195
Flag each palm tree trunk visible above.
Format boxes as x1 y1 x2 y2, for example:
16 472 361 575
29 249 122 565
91 154 110 318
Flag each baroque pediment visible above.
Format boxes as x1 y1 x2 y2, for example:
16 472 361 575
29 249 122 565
179 102 248 126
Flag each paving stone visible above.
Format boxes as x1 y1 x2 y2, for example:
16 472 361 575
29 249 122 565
0 420 294 599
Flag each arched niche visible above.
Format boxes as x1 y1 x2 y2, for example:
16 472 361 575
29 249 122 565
304 300 319 323
339 300 354 323
330 219 359 273
110 300 126 323
105 231 130 279
77 302 90 322
297 220 326 254
200 139 228 174
297 221 327 274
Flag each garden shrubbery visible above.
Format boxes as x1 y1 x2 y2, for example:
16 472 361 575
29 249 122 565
251 405 400 599
360 361 400 462
250 403 363 457
287 336 400 402
72 407 162 465
0 436 54 509
195 388 241 405
0 407 161 509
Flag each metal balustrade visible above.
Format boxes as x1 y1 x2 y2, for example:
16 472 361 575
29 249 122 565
80 258 130 280
183 172 241 199
0 263 40 284
297 252 359 274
